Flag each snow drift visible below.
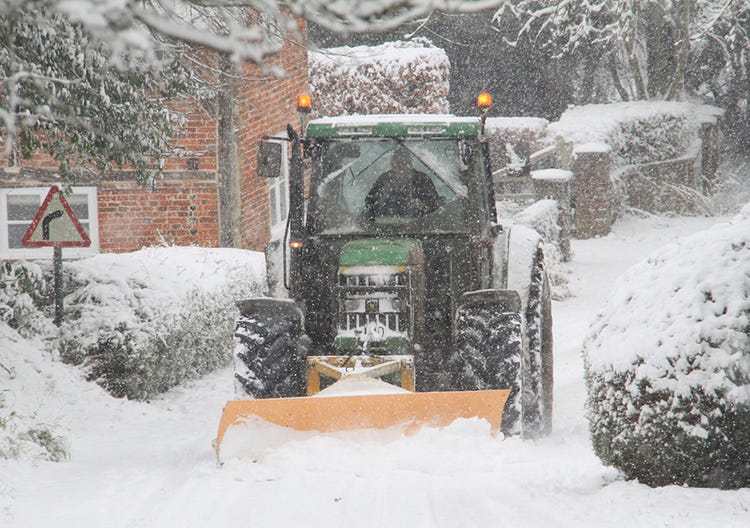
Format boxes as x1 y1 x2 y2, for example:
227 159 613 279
583 205 750 488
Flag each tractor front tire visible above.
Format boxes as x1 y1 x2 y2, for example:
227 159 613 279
452 290 524 434
233 299 308 399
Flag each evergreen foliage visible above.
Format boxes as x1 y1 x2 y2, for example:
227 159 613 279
58 258 263 401
0 1 196 183
0 261 54 339
584 210 750 489
587 368 750 488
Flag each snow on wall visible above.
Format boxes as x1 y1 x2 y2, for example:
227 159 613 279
309 40 450 116
548 101 723 167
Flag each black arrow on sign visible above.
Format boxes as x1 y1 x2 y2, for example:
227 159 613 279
42 210 63 240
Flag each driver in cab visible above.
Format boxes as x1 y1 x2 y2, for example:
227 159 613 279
364 145 440 221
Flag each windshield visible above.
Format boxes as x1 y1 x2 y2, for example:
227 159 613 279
308 139 473 235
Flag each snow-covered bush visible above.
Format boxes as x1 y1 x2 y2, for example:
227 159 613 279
0 261 55 339
58 247 265 400
549 102 721 167
485 117 549 169
0 403 70 463
584 206 750 488
509 200 571 300
0 321 73 463
309 39 450 116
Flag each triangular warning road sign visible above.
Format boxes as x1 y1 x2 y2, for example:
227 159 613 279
22 186 92 247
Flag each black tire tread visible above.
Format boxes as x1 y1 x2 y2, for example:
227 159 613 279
233 310 307 399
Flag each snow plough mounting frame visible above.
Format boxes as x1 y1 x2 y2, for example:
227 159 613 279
306 354 415 395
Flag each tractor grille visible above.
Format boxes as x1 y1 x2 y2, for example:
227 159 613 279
337 272 410 337
338 272 408 287
341 311 405 333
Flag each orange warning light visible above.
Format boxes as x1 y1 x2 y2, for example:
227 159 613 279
297 93 312 113
290 240 304 250
477 92 493 109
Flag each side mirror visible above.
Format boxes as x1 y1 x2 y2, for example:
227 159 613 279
257 141 283 178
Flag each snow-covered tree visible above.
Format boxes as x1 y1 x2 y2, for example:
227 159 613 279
495 1 749 103
56 0 506 61
2 0 504 181
689 2 750 148
0 1 198 183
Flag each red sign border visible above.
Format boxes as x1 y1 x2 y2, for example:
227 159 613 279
21 185 92 248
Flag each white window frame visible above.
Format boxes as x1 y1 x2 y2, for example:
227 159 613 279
0 186 99 260
267 136 290 238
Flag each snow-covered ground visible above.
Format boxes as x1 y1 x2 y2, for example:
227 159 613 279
2 213 750 527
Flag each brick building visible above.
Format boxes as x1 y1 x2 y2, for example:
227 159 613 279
0 21 308 261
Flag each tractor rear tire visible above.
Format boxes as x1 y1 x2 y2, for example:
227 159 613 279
522 245 554 437
233 299 308 399
451 243 554 438
452 291 524 434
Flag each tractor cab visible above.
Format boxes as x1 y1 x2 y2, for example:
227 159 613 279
304 125 491 237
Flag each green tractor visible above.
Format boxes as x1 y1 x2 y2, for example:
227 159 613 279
233 97 553 437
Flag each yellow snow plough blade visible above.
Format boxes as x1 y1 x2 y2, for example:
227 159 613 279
215 388 509 460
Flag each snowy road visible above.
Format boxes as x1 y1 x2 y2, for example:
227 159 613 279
3 214 750 527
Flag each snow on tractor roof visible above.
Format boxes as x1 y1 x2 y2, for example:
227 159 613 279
306 114 481 138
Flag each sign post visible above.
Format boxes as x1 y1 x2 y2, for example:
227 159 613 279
21 186 91 326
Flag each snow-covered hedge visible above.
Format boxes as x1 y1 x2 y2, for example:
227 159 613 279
549 102 722 167
58 247 266 400
309 39 450 116
485 117 549 169
513 199 561 249
0 261 55 339
584 206 750 488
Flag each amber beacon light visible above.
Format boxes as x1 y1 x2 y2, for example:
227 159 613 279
477 92 493 110
297 93 312 113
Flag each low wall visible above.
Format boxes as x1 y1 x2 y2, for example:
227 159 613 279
614 156 709 214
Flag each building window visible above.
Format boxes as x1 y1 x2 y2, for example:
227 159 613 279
0 186 99 260
267 137 289 237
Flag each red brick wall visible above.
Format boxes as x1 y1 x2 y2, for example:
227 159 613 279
164 99 218 172
1 18 309 255
235 19 309 251
1 97 219 173
98 179 219 251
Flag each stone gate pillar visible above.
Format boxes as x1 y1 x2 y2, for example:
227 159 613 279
573 143 614 239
